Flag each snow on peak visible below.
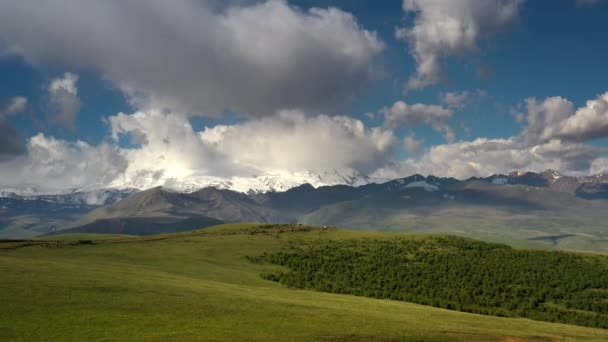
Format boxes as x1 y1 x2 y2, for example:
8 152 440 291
542 169 562 181
405 180 439 192
104 168 375 194
491 177 508 185
0 188 137 206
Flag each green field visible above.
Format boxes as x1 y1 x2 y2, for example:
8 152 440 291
2 224 608 341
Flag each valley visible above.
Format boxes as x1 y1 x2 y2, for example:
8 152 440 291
2 224 608 341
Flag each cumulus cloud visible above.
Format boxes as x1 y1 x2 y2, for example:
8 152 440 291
440 91 470 110
108 109 247 189
555 93 608 142
397 0 522 89
530 139 599 172
519 92 608 144
0 134 127 192
48 73 81 130
0 0 384 116
439 90 485 110
590 157 608 175
201 110 395 174
519 96 575 144
0 103 398 191
403 134 424 155
4 96 28 115
375 92 608 180
382 100 455 142
100 108 395 189
373 138 602 180
1 102 607 191
375 91 608 180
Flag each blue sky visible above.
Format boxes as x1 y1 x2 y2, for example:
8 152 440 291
1 0 608 192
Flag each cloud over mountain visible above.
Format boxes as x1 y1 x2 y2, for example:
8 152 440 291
106 109 395 190
2 90 608 192
373 138 601 180
0 1 607 194
0 134 127 191
200 110 395 175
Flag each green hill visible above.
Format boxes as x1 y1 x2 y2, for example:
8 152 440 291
36 233 135 241
2 224 608 341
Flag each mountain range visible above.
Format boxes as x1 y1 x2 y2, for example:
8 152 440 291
2 169 608 252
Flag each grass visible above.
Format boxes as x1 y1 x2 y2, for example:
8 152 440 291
36 233 136 241
300 204 608 253
1 223 608 341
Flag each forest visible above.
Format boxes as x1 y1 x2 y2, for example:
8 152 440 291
249 236 608 328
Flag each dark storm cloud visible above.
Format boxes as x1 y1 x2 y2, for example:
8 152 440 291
0 120 26 160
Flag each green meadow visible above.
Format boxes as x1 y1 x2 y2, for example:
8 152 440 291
2 223 608 341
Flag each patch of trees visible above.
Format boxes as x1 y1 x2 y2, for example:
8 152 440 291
249 236 608 328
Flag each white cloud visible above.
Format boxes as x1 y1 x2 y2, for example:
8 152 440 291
403 134 424 155
201 110 395 175
440 91 470 109
519 96 575 144
1 103 607 191
590 157 608 175
373 138 601 180
0 134 127 192
378 91 608 180
0 104 397 192
439 90 485 110
382 100 455 142
108 109 247 189
519 92 608 144
100 108 395 190
4 96 28 115
0 0 384 116
555 92 608 141
397 0 522 89
48 72 81 129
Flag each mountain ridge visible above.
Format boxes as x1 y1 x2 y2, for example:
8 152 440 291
4 169 608 251
3 168 608 198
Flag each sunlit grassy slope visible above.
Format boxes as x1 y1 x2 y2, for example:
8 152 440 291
36 233 135 241
2 223 608 341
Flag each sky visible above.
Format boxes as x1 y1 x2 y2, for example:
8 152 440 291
1 0 608 192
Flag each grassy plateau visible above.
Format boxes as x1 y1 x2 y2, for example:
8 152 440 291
2 223 608 341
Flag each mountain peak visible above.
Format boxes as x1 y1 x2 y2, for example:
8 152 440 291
541 169 562 179
4 170 608 199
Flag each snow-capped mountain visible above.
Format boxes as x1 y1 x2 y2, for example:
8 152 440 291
4 169 608 240
0 188 138 206
103 168 377 194
0 169 376 201
3 169 608 200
